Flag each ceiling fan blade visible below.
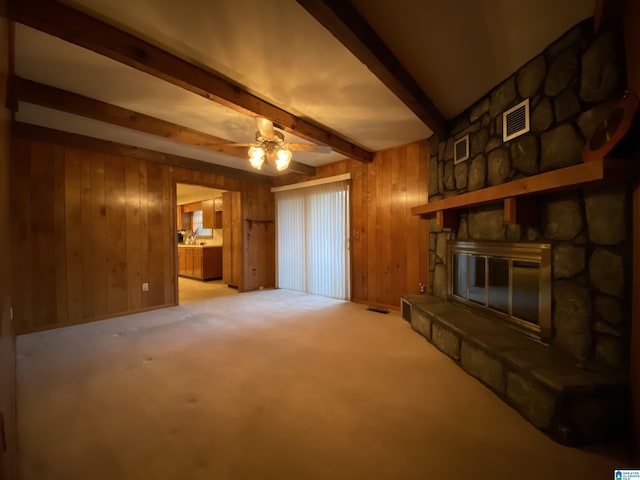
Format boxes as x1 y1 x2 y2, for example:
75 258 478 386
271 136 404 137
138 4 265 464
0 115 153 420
204 142 252 148
256 117 275 138
288 143 332 153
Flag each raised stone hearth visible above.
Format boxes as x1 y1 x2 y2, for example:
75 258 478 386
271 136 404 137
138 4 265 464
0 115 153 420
402 295 629 446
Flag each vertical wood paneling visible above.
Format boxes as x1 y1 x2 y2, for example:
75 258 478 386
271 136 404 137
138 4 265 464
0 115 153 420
145 162 165 307
419 143 430 288
54 146 68 323
105 155 128 313
65 148 83 323
139 160 150 309
7 136 275 332
11 139 33 329
625 0 640 99
633 183 640 462
276 140 429 308
354 161 368 300
30 142 56 326
394 148 408 302
625 0 640 460
380 150 393 302
90 153 108 318
405 142 420 293
162 167 175 304
0 15 17 477
242 182 275 291
125 159 142 310
366 154 378 303
79 152 93 319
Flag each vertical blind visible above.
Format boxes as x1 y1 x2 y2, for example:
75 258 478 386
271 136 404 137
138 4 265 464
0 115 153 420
276 179 350 300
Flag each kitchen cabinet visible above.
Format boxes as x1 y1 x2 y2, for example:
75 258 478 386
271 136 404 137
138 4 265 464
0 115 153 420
202 199 215 229
176 205 191 230
182 201 202 213
214 197 223 228
222 191 242 288
178 246 222 280
176 205 191 231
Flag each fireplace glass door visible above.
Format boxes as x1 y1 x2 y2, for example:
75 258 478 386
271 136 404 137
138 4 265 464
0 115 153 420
448 241 551 341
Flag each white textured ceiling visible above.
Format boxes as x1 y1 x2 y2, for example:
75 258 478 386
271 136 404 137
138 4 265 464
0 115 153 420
14 0 595 176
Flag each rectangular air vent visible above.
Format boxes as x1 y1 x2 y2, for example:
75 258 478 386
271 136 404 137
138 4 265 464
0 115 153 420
503 98 530 142
453 134 469 164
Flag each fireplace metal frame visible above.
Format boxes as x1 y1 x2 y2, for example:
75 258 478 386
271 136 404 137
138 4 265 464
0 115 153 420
447 240 552 342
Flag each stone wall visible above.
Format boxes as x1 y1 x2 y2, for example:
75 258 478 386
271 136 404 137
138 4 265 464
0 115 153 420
427 20 630 368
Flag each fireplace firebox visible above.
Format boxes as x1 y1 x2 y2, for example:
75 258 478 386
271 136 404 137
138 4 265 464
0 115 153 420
448 241 551 342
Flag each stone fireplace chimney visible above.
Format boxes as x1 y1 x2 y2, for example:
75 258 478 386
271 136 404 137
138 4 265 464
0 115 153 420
426 19 630 370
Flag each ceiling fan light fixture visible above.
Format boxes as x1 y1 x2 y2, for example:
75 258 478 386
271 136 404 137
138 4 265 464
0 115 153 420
275 147 292 171
248 145 265 170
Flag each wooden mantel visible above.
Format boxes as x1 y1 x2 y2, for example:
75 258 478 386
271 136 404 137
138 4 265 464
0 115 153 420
411 157 635 227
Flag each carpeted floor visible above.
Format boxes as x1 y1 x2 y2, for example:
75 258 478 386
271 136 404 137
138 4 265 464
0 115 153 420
16 289 630 479
177 277 238 303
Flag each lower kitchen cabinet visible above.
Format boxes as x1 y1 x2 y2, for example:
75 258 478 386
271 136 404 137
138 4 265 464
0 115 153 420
178 246 222 280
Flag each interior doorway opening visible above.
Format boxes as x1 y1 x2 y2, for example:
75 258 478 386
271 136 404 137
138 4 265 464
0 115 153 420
175 183 238 304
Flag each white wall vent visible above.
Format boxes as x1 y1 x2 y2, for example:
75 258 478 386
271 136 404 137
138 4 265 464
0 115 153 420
503 98 530 142
453 134 469 164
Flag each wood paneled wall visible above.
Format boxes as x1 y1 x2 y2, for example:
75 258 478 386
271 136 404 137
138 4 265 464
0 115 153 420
625 0 640 98
11 137 275 334
625 0 640 460
0 12 16 480
274 140 430 308
242 179 276 292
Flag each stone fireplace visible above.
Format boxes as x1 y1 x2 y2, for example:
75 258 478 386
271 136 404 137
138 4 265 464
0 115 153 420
427 19 630 369
402 19 633 445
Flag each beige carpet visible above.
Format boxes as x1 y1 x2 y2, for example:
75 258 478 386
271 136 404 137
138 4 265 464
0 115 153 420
178 277 238 303
17 289 629 480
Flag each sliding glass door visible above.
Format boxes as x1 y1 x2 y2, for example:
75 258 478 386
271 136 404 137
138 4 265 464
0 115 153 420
275 179 350 300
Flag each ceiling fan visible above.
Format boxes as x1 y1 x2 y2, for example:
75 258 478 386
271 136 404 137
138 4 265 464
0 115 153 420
218 117 332 171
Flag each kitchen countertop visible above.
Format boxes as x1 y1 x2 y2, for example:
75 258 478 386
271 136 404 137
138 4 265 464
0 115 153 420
178 244 222 248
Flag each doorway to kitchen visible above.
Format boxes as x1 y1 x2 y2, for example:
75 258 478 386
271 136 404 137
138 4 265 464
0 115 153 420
176 183 238 304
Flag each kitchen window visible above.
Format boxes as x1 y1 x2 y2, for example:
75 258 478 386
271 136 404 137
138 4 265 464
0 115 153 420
191 210 212 238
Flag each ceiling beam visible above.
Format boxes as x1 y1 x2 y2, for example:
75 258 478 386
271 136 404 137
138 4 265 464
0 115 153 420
7 0 373 164
13 122 273 183
297 0 448 138
14 77 316 176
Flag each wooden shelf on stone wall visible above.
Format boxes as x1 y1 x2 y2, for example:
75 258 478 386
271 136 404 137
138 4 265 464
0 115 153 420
411 157 635 228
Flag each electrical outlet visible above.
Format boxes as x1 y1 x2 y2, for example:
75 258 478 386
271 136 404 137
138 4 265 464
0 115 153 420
142 283 149 292
252 268 257 276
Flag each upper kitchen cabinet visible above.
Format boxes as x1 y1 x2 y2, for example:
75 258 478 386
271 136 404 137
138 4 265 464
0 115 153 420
202 198 223 229
214 197 223 228
202 199 215 229
176 205 191 230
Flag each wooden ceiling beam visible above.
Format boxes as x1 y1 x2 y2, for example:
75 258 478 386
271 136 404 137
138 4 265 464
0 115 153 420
297 0 448 138
7 0 373 164
15 77 317 176
13 122 274 183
